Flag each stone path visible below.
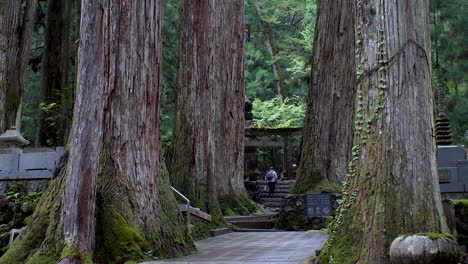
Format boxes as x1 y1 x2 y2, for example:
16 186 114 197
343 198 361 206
142 231 328 264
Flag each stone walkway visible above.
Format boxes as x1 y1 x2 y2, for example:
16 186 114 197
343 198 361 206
142 231 328 264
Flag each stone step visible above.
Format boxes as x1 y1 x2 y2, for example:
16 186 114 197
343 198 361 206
233 228 283 232
258 187 293 192
258 193 290 198
210 227 231 237
262 202 283 208
261 197 285 203
224 214 273 222
257 182 295 187
259 192 291 197
228 220 274 229
257 179 295 183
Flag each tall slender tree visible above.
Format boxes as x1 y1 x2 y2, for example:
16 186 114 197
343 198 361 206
0 1 193 263
292 0 356 194
35 0 72 146
0 0 38 133
170 0 253 220
253 0 286 103
317 1 448 263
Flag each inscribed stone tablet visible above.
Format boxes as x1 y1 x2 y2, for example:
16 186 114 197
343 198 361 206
304 193 333 217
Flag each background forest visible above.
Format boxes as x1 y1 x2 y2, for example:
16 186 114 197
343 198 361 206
17 0 468 146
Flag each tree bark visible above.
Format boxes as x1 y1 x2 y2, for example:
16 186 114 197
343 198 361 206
1 1 193 263
317 1 448 263
170 0 253 220
283 135 294 179
36 0 72 147
254 0 286 102
292 0 356 194
0 0 38 133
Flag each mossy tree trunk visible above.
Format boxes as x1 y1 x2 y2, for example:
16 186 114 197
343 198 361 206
170 0 253 220
0 0 38 133
35 0 72 147
292 0 356 194
1 1 194 263
317 1 448 263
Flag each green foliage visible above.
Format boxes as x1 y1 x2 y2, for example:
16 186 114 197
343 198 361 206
2 184 43 228
251 96 306 128
445 86 468 145
21 1 80 147
159 0 181 143
430 0 468 144
245 0 315 100
453 199 468 209
431 0 468 85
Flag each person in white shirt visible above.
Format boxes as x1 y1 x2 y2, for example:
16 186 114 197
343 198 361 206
265 167 278 197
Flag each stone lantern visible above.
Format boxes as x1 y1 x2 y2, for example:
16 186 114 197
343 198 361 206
0 127 30 152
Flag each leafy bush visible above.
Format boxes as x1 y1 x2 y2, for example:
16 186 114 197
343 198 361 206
252 96 306 128
445 86 468 146
2 184 43 228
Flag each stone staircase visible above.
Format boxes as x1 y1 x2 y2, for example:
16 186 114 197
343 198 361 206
225 213 281 232
257 180 295 209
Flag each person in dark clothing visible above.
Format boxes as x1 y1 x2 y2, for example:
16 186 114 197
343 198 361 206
265 167 278 197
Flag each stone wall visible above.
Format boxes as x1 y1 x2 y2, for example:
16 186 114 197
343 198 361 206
0 147 64 194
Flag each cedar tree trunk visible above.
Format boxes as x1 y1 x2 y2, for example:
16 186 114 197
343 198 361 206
36 0 72 147
170 0 253 220
317 1 448 263
292 0 356 194
0 0 38 133
0 1 194 263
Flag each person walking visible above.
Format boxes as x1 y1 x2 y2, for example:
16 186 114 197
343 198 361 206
265 167 278 197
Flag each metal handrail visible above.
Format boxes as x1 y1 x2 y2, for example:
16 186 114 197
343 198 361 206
171 186 190 232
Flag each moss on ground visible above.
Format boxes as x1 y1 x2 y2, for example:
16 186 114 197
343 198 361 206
275 207 306 231
0 207 51 264
319 231 359 264
218 194 258 216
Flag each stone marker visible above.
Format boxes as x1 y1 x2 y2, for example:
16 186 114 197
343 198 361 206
304 193 333 217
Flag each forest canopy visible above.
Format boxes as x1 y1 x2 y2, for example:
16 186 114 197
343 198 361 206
8 0 468 146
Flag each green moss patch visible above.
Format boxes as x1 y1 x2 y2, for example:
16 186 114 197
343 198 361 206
291 169 325 195
320 232 359 264
218 194 258 216
0 206 53 264
95 206 150 264
452 199 468 209
414 233 455 240
306 180 342 194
